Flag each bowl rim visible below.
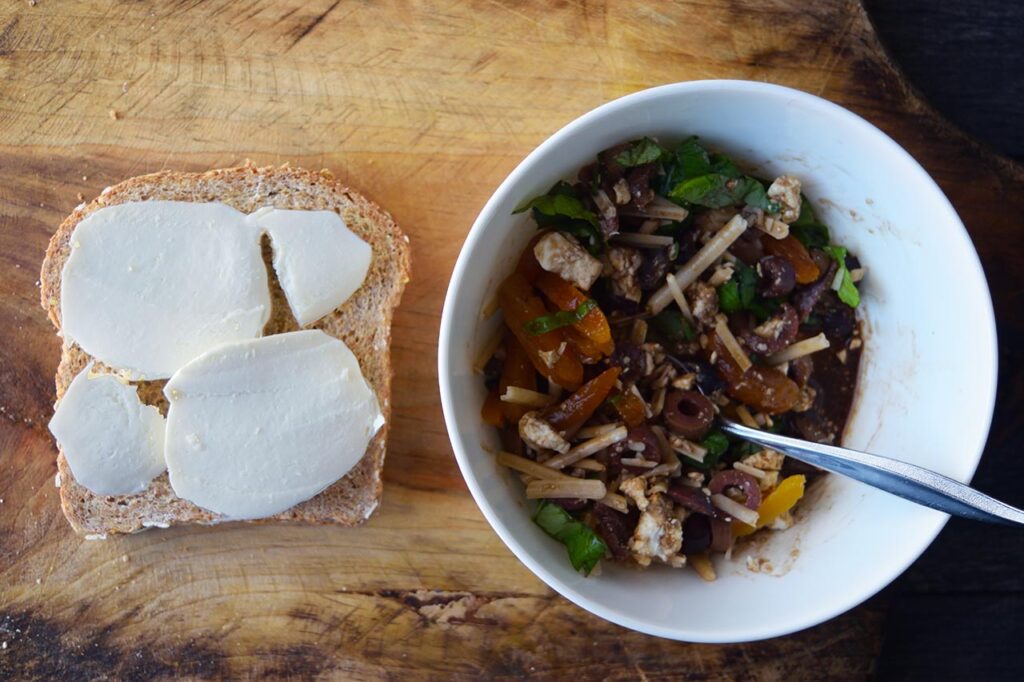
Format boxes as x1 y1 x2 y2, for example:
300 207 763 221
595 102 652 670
438 79 999 642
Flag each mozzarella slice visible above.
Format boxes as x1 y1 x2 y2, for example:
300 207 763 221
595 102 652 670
163 329 384 520
48 365 167 496
250 207 372 326
60 201 271 379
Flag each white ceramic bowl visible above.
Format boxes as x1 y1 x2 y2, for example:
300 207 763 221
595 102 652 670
438 81 997 642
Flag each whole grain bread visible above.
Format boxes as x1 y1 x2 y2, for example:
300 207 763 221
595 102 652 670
40 164 411 535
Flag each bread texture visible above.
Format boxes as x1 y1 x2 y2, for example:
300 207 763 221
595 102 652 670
40 164 411 535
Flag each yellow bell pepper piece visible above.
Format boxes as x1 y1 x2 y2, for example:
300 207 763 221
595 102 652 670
733 474 806 537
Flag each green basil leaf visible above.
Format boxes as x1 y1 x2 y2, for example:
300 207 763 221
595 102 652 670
791 195 820 226
717 279 741 313
534 501 607 575
675 136 713 177
791 223 830 249
731 440 762 459
669 174 778 211
514 181 597 227
823 245 860 308
709 154 742 179
740 179 781 213
717 261 757 313
614 137 665 167
701 430 729 461
747 297 779 323
523 299 597 336
791 198 831 248
668 174 732 208
649 308 696 342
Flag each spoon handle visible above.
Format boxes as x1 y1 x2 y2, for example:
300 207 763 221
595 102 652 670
719 420 1024 527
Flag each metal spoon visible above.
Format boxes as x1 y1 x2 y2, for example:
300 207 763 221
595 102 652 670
718 416 1024 527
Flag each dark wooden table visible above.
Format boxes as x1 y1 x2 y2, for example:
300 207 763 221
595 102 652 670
867 2 1024 678
0 1 1020 679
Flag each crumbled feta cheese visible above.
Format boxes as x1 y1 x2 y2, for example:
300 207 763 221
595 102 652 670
518 411 570 454
605 247 643 302
767 175 802 223
742 449 785 471
612 179 631 205
533 232 603 290
628 493 682 567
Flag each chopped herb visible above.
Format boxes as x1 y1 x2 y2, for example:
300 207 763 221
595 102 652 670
534 501 607 575
649 308 696 342
614 137 665 167
823 245 861 308
523 299 597 336
513 181 604 254
791 198 830 248
717 261 757 313
669 174 779 212
701 430 729 463
731 440 762 459
675 137 713 177
513 181 596 225
747 298 779 323
740 179 782 213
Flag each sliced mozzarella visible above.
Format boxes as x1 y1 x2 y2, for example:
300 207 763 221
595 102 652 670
60 201 271 379
250 207 372 326
163 329 384 520
48 364 167 496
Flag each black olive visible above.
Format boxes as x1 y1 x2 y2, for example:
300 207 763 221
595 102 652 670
730 227 764 265
609 343 646 382
681 513 712 554
637 248 671 291
663 390 715 439
600 426 662 475
757 255 796 298
594 503 639 561
821 304 856 343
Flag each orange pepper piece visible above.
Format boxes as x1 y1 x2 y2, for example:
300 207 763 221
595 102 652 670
563 327 605 364
611 391 646 428
498 272 584 390
708 333 799 414
733 474 806 536
761 234 820 284
481 388 505 427
535 271 614 356
499 335 538 422
544 366 621 436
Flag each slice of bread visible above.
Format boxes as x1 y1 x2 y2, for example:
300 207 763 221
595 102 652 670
40 164 411 535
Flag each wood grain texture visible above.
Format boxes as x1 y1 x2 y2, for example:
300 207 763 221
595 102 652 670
0 0 1020 679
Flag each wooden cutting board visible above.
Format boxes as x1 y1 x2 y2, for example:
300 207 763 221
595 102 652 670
2 1 1021 678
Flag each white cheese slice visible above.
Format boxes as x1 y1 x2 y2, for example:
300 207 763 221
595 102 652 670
60 201 271 379
48 364 167 496
250 207 372 327
163 329 384 520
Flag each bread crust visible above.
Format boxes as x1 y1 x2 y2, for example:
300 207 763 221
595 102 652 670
40 164 411 534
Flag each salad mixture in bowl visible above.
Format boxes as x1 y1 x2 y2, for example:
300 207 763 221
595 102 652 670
478 136 865 578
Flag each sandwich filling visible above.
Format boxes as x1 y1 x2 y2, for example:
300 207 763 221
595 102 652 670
163 330 384 520
50 201 383 521
59 201 372 379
